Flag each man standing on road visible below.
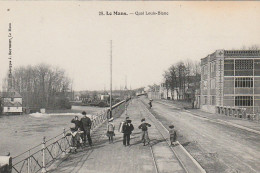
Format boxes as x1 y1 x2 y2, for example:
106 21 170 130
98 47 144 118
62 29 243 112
80 111 93 146
122 118 134 146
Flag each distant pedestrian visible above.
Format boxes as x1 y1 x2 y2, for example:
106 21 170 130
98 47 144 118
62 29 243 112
169 125 177 145
138 118 151 146
71 116 83 131
122 118 134 146
149 100 152 108
107 117 115 143
80 111 93 146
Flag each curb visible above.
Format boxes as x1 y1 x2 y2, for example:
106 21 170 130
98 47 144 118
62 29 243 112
176 141 206 173
185 110 260 135
157 100 260 135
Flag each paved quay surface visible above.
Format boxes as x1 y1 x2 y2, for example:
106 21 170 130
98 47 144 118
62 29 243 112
146 98 260 173
49 99 185 173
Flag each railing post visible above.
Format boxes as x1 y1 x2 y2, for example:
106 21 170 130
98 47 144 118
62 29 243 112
42 137 46 173
62 128 66 156
27 150 31 173
125 101 127 116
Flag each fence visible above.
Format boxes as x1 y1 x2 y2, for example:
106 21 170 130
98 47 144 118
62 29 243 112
9 99 128 173
216 106 260 122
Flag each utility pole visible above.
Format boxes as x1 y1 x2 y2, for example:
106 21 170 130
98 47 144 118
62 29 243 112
110 40 112 118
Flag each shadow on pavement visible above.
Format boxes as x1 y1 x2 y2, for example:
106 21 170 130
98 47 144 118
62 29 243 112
181 141 191 147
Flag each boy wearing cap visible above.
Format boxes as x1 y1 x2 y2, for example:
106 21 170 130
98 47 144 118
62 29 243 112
122 118 134 146
71 116 83 131
80 111 93 146
138 118 151 146
107 117 115 143
169 125 177 145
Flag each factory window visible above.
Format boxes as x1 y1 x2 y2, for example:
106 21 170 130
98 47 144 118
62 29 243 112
211 96 216 105
203 81 208 89
235 96 253 106
204 96 207 105
202 65 207 75
210 79 216 89
224 60 234 76
235 60 253 70
210 62 216 72
235 78 253 88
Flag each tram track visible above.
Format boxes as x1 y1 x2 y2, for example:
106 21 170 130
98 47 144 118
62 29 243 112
149 144 159 173
138 102 187 173
138 99 206 173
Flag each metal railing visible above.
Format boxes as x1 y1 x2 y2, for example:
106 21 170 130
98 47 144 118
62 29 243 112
215 106 260 122
12 129 71 173
11 99 128 173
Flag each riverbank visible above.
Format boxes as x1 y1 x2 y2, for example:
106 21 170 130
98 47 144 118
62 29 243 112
0 106 105 156
45 109 82 114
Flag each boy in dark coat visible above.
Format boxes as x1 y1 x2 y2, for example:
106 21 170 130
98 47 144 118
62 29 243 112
71 116 83 130
138 118 151 146
80 111 92 146
122 119 134 146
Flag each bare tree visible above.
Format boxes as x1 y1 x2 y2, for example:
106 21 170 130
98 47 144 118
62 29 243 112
4 64 72 109
163 71 171 99
241 44 259 50
248 44 260 50
162 59 201 102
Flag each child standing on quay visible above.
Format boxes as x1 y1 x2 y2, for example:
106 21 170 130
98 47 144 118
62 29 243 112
169 125 177 146
107 117 115 143
138 118 151 146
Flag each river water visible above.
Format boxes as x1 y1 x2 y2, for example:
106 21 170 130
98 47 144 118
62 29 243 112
0 106 105 157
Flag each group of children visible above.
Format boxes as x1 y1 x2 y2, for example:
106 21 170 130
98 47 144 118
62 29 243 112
106 117 178 146
66 112 93 153
138 118 177 146
67 114 177 153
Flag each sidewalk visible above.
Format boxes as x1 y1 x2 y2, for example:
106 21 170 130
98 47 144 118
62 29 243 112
48 99 184 173
157 99 260 132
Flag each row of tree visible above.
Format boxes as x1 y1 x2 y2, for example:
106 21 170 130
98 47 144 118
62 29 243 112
162 60 201 101
3 63 72 109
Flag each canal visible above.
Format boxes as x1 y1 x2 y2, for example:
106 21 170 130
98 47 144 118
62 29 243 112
0 106 105 157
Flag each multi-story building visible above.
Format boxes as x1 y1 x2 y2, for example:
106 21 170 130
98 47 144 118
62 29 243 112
200 49 260 114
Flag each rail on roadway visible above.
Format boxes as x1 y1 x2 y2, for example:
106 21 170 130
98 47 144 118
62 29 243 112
138 99 206 173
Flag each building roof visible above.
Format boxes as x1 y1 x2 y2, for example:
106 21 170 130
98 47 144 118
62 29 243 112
201 49 260 64
1 89 22 98
224 50 260 57
3 101 22 107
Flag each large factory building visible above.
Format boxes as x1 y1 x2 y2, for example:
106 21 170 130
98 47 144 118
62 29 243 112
200 49 260 114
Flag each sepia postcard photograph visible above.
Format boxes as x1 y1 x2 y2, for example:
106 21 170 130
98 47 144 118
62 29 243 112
0 1 260 173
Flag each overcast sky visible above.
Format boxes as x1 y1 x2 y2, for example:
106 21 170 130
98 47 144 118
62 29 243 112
0 2 260 91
